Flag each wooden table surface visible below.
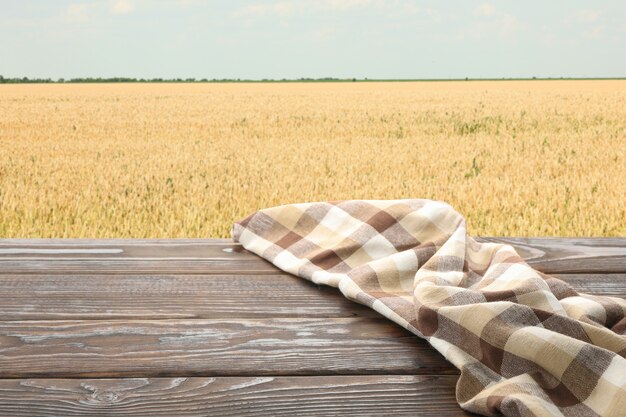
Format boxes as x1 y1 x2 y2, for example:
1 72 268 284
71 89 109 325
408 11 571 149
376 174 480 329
0 237 624 416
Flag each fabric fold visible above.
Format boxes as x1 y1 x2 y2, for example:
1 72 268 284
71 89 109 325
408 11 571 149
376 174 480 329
233 199 626 417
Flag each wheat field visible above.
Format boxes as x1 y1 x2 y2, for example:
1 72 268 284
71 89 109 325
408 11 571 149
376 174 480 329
0 81 624 238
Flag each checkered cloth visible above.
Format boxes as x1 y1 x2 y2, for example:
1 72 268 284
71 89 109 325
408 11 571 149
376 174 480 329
233 200 626 417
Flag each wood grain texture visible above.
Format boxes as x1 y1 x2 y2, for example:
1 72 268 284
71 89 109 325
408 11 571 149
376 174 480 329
1 238 624 274
0 376 473 416
554 274 626 297
0 273 622 321
0 237 622 416
0 318 455 378
477 237 626 273
0 240 273 275
0 273 377 320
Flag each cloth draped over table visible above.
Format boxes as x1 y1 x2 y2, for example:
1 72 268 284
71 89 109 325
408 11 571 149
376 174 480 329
232 199 626 417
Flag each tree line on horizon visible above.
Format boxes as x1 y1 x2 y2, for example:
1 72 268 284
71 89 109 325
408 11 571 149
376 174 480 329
0 75 358 84
0 75 622 84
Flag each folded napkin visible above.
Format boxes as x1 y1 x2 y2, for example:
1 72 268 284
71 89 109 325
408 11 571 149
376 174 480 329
233 199 626 417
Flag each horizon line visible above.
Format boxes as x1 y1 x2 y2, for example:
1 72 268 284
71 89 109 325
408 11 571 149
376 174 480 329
1 76 625 84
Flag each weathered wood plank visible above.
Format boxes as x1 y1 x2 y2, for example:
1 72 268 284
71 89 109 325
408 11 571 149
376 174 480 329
0 375 473 416
554 274 626 298
0 273 378 320
0 240 273 275
0 318 455 378
0 238 623 274
0 258 276 275
477 237 626 273
0 273 622 321
0 240 274 274
0 240 250 259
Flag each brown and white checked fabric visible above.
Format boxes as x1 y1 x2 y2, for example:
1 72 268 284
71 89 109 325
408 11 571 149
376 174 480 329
233 199 626 417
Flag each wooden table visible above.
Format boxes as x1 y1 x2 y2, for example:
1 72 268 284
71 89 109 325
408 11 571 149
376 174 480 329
0 238 624 416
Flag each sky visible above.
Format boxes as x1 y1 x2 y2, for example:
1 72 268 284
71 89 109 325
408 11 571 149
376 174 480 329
1 0 625 80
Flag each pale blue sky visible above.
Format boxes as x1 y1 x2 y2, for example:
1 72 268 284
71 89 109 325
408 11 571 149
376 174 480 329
2 0 625 79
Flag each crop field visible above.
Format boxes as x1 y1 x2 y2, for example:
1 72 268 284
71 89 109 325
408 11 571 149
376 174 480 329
0 80 624 238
